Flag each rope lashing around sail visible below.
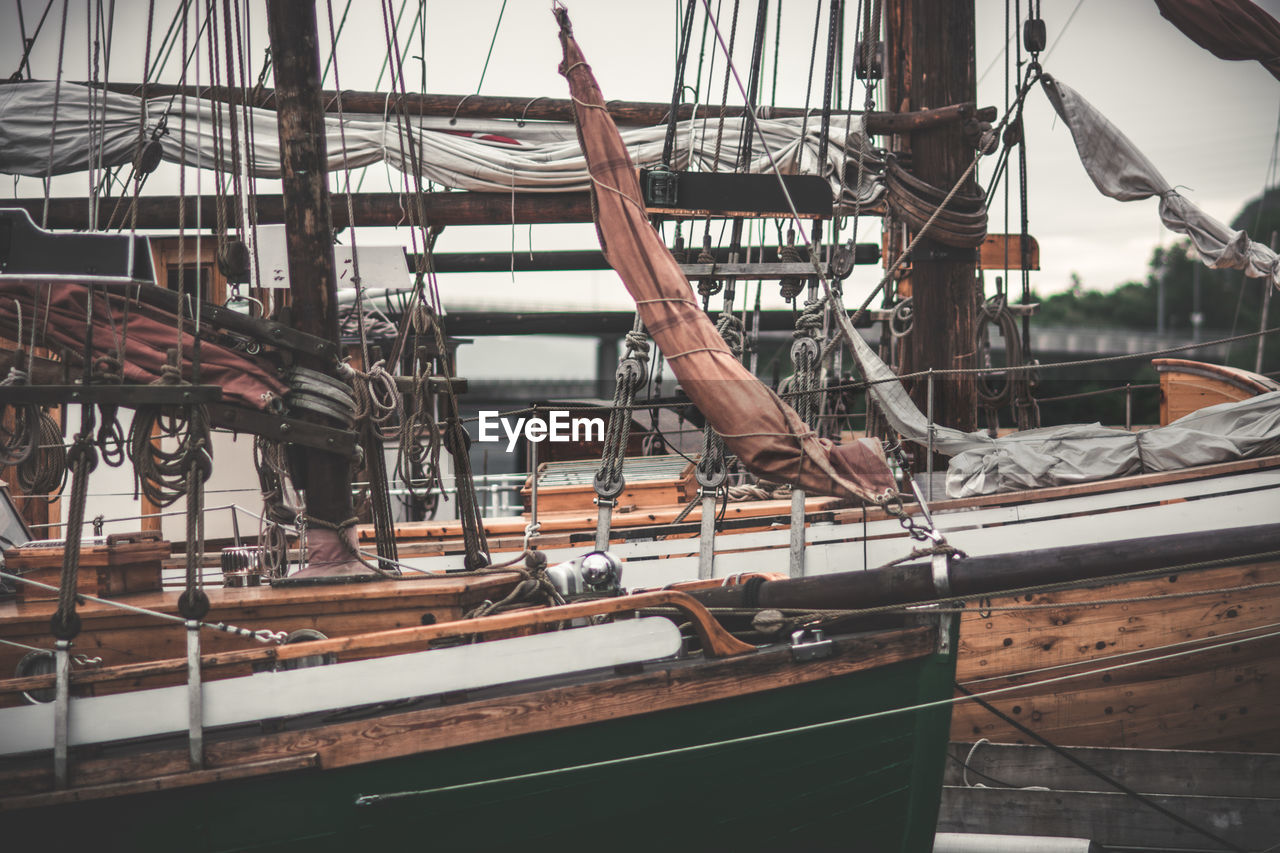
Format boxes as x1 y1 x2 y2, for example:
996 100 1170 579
726 480 792 502
595 320 652 502
885 158 988 248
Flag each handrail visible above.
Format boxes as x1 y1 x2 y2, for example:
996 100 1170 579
0 590 754 696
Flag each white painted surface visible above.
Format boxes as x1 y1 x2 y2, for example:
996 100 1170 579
257 225 409 291
0 616 682 756
396 467 1280 584
45 408 262 543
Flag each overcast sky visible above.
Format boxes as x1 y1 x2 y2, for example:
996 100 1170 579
3 0 1278 337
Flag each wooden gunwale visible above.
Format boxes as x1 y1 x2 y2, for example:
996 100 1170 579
0 571 521 632
0 622 937 805
0 590 751 696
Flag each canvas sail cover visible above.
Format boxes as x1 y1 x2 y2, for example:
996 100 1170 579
839 312 1280 496
0 81 882 208
554 9 894 504
1041 74 1280 288
1155 0 1280 81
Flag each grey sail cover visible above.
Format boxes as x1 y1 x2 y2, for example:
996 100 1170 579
842 319 1280 497
1041 74 1279 288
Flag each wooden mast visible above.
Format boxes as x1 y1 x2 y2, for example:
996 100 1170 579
885 0 979 446
264 0 356 550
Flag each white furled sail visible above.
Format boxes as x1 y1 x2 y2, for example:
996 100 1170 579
0 81 882 205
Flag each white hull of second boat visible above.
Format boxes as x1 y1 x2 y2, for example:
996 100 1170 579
397 460 1280 586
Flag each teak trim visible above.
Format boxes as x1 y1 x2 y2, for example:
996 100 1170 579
1 754 320 810
0 590 753 696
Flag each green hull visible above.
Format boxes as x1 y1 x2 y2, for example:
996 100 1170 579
6 642 955 852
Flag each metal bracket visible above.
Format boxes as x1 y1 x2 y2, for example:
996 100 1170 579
640 171 832 219
790 627 834 662
135 285 338 360
697 487 721 580
789 488 807 579
53 639 70 788
593 498 615 552
186 620 204 769
932 552 953 655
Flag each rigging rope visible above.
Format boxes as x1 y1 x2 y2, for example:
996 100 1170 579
596 318 652 503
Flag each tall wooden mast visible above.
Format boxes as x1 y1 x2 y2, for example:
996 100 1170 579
264 0 355 540
885 0 979 440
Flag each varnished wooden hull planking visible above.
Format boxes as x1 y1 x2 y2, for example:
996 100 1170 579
0 623 956 852
4 458 1277 747
953 559 1280 751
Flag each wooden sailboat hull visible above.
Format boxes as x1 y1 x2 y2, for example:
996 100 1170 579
3 457 1277 753
954 557 1280 752
380 456 1280 752
0 622 956 852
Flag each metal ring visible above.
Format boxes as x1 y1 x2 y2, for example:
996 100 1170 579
448 93 477 126
518 96 546 126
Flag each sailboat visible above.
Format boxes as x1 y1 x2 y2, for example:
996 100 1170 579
0 4 969 849
0 0 1277 848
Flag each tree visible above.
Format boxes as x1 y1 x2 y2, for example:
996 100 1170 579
1036 187 1279 368
1026 188 1279 426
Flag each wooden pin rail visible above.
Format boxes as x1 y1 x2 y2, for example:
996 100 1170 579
0 590 753 696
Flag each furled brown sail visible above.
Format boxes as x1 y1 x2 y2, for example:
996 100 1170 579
0 281 286 409
1156 0 1280 82
554 9 895 504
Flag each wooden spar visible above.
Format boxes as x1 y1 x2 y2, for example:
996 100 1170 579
88 80 994 132
686 522 1280 613
8 193 596 230
886 0 980 441
416 243 882 273
264 0 353 532
7 192 887 231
